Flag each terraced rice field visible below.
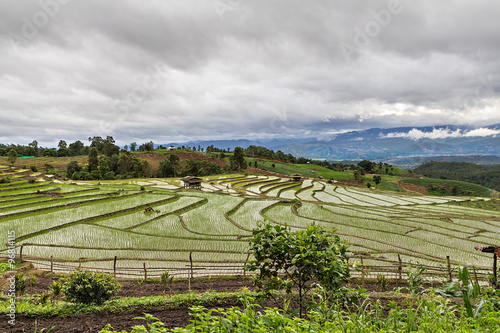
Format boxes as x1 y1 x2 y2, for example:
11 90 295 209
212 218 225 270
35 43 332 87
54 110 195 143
1 167 498 278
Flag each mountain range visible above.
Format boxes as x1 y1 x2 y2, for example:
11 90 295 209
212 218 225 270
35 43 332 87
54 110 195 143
163 124 500 168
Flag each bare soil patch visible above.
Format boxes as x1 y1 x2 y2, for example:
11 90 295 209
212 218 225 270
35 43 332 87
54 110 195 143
394 181 428 195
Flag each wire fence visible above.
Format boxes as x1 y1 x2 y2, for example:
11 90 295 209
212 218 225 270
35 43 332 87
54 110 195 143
6 250 494 285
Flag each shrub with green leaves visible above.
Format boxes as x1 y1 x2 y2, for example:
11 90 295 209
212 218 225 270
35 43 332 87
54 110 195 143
61 270 121 305
245 223 350 316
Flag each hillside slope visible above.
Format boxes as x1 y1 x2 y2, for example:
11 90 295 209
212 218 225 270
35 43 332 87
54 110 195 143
414 161 500 191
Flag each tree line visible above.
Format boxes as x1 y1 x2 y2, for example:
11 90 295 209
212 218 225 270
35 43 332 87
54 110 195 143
414 161 500 191
2 136 398 182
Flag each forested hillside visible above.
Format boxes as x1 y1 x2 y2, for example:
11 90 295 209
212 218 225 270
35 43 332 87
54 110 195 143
414 161 500 191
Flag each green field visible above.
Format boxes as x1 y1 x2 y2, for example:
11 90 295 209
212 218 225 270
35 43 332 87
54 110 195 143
1 166 499 280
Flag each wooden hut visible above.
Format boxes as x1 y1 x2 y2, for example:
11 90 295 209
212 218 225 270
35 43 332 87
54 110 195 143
475 245 500 287
291 173 302 181
182 176 202 189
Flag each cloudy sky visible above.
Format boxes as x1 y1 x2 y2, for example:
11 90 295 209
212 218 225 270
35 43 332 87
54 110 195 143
1 0 500 146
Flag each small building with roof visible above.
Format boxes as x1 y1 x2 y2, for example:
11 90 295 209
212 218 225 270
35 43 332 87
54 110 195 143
291 173 302 181
182 176 202 189
475 245 500 287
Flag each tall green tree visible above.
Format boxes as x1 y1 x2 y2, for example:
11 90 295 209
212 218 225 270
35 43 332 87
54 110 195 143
246 223 350 316
28 140 38 156
358 160 375 173
7 149 18 166
88 147 99 173
229 146 247 172
103 136 120 157
57 147 68 157
139 141 154 152
99 157 111 179
157 159 174 178
169 154 180 177
68 140 84 156
66 161 82 178
58 140 67 149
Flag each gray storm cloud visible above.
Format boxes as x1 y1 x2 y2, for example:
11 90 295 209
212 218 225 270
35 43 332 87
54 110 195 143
0 0 499 146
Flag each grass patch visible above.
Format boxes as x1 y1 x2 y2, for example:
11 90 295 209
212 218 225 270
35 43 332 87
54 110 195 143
1 289 257 317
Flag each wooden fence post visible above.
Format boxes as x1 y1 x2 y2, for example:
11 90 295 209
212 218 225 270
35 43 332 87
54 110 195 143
398 254 402 282
360 257 365 288
243 253 251 277
113 256 117 278
50 256 53 273
189 252 194 280
19 245 23 262
143 263 147 281
493 253 498 287
189 252 193 291
446 256 452 282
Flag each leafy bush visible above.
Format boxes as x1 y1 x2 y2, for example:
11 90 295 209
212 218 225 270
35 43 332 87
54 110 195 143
246 223 350 315
0 177 11 183
61 270 121 305
30 165 38 172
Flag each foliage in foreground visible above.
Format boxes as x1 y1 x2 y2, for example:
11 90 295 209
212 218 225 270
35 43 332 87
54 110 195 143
99 263 500 332
99 289 500 333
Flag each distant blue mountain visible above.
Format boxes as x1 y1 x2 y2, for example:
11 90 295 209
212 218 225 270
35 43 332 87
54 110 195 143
160 124 500 167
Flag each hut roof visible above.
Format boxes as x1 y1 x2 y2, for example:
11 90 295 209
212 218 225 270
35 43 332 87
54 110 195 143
475 246 500 257
182 176 202 184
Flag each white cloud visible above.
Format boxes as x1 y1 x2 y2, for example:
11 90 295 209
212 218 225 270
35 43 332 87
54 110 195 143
382 127 500 140
464 127 500 137
383 128 462 140
0 0 500 145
